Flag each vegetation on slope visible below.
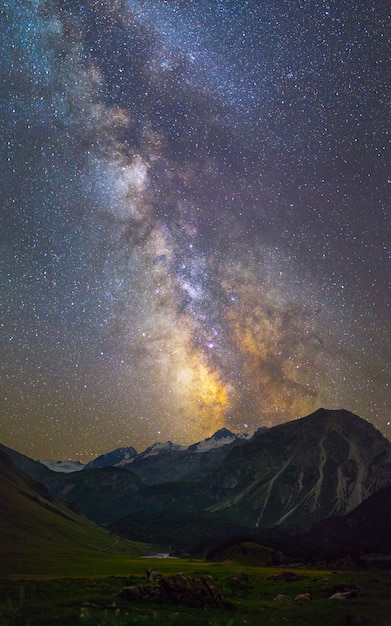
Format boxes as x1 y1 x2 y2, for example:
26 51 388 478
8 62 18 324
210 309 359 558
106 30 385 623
0 451 151 577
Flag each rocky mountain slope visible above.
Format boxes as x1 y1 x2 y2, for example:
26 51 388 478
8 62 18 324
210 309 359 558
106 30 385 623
204 409 391 529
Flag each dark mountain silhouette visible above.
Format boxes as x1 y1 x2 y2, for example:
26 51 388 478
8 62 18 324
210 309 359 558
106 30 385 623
206 482 391 565
0 450 140 573
302 482 391 560
44 466 145 524
0 442 53 482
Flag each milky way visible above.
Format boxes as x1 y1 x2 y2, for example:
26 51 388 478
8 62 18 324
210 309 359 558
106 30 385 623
1 0 389 460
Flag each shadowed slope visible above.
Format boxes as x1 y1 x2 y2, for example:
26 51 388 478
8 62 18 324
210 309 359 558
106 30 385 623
0 450 148 576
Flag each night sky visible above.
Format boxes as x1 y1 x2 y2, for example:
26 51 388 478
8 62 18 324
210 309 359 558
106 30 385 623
1 0 389 461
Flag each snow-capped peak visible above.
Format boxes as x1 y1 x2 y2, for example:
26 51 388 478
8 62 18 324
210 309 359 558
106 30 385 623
187 428 251 453
44 427 258 471
84 446 138 470
139 441 187 458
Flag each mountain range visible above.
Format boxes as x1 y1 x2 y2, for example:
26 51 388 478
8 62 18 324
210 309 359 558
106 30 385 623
40 427 252 477
2 408 391 563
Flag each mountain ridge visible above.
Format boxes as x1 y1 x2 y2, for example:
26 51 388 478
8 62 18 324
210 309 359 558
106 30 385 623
37 427 255 474
3 409 391 537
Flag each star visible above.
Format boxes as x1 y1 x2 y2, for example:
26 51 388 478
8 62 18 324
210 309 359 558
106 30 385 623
0 0 389 460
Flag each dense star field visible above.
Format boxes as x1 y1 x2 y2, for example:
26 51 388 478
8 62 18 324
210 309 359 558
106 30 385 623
1 0 389 461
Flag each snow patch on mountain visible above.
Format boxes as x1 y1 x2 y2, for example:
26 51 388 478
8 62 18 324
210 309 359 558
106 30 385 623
138 441 188 458
84 446 138 470
47 428 260 471
188 428 251 452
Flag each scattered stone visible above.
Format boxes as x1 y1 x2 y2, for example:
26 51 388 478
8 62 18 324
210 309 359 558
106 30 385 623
324 584 362 600
329 590 359 600
294 592 312 601
120 583 162 603
274 594 291 602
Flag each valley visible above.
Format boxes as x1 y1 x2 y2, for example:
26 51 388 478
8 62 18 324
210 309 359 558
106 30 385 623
1 409 391 624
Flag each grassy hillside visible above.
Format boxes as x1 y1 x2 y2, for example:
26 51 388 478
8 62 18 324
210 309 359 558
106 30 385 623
0 451 151 577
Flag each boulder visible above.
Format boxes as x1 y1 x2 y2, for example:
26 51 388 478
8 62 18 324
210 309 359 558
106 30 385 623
120 573 232 609
294 592 312 601
329 591 359 600
325 584 362 600
274 594 291 602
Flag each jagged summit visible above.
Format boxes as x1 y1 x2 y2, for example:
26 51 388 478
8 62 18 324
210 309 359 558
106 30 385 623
84 446 138 470
187 427 244 453
137 441 186 458
83 428 252 471
210 427 235 440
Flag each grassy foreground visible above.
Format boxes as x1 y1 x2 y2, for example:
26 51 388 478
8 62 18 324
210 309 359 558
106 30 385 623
1 557 391 626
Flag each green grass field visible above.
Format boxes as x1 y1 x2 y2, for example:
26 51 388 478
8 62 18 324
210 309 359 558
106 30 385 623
1 557 391 626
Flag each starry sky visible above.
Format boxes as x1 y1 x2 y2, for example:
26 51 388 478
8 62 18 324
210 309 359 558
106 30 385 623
1 0 389 461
